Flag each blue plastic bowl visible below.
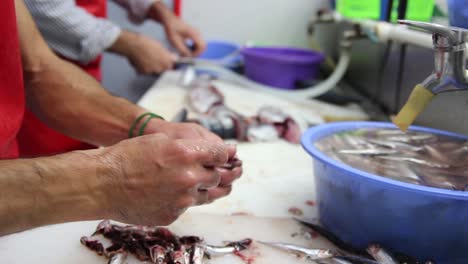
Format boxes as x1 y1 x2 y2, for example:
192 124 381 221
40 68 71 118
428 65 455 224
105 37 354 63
301 121 468 264
198 40 241 69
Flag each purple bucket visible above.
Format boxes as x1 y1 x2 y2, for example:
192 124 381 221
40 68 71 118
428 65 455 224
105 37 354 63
241 47 325 90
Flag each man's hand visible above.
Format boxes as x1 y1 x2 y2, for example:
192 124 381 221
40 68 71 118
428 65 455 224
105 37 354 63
101 134 242 225
163 17 205 57
144 118 220 141
148 1 206 57
0 132 242 235
109 30 176 74
142 119 242 192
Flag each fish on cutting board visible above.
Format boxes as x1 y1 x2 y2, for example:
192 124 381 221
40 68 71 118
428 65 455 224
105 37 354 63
0 213 340 264
81 219 254 264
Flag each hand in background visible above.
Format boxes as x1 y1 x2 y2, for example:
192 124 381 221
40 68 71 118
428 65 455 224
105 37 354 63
147 1 206 57
164 17 206 57
109 30 176 74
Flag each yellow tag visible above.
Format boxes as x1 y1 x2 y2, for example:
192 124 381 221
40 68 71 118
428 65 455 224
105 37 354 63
393 84 434 132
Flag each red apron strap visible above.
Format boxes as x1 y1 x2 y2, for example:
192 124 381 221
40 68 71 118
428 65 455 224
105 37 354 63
0 0 25 159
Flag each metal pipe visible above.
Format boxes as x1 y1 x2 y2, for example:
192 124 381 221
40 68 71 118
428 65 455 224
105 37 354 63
327 11 433 49
355 20 433 49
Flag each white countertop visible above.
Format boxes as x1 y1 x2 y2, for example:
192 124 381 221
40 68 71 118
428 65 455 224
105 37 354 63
0 71 368 263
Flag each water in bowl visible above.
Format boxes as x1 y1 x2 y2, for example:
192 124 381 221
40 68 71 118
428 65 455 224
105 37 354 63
315 128 468 191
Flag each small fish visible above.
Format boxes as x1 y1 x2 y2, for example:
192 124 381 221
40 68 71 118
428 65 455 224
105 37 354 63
225 238 253 250
424 145 451 164
316 257 354 264
257 106 289 123
190 244 205 264
338 255 381 264
366 244 399 264
204 239 252 257
397 165 422 182
80 236 106 256
93 220 113 235
258 241 335 260
342 135 374 149
386 134 435 143
247 124 280 142
188 85 224 114
171 250 186 264
204 244 238 257
376 156 449 169
293 218 366 256
418 173 458 190
150 245 166 264
108 253 128 264
339 149 397 156
367 139 423 152
183 250 191 264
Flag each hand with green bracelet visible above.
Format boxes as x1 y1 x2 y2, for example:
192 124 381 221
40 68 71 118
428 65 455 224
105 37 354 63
129 112 242 190
131 112 222 142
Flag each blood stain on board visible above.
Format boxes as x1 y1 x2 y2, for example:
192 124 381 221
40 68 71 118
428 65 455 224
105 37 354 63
231 211 253 216
288 207 304 216
234 251 256 264
233 243 260 264
305 200 315 206
310 230 320 238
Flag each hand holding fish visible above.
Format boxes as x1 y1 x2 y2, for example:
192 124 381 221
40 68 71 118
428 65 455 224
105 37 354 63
101 134 241 226
143 119 243 187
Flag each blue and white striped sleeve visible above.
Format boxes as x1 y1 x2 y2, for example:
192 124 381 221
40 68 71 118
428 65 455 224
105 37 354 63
112 0 159 24
24 0 121 64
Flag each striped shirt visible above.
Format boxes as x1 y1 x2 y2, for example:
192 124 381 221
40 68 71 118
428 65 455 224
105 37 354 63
25 0 158 64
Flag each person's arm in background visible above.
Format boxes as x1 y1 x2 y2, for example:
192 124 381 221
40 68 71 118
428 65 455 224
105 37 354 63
17 0 223 146
112 0 206 57
0 0 241 236
24 0 175 74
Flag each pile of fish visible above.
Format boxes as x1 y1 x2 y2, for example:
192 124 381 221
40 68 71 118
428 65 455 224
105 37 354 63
80 220 252 264
315 128 468 191
259 218 434 264
185 77 302 143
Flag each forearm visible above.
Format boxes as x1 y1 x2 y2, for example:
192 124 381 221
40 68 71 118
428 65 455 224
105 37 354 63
147 1 175 25
24 56 147 146
16 0 148 146
108 29 139 58
0 149 110 236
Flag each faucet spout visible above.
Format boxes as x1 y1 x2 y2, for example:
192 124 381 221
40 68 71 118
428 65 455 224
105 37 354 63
392 20 468 131
398 20 468 94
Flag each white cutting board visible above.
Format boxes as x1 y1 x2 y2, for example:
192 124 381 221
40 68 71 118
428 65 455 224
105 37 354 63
0 214 337 264
187 141 318 218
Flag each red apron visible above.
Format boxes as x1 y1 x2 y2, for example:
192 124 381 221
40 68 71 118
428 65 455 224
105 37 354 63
0 0 25 159
18 0 107 157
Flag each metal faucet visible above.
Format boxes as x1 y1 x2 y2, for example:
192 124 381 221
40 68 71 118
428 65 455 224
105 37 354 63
398 20 468 94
